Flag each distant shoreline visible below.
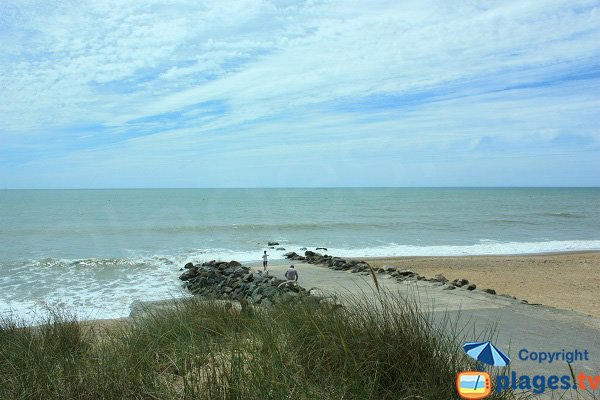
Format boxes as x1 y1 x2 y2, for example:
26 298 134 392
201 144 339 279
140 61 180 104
361 251 599 317
358 249 600 260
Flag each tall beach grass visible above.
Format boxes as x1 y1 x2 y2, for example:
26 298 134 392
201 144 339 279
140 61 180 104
0 291 538 399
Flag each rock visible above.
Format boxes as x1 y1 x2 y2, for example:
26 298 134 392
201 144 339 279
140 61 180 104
276 247 285 250
268 241 279 246
179 267 199 281
299 247 307 251
261 298 273 306
252 293 263 303
202 260 216 266
434 274 448 283
262 287 278 298
184 262 194 269
316 247 328 251
482 288 496 295
305 250 316 257
182 260 313 306
465 283 477 291
451 278 469 287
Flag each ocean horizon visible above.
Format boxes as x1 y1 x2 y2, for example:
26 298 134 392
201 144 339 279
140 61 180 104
1 187 599 322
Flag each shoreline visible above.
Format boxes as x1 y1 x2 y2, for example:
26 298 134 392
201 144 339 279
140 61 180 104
356 249 600 260
361 251 599 317
16 250 598 326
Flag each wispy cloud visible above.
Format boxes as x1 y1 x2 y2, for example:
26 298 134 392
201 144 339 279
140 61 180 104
0 0 599 187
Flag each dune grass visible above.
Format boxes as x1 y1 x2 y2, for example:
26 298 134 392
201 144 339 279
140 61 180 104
0 291 533 399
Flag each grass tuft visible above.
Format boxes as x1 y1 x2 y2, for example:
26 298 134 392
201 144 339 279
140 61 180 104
0 292 550 399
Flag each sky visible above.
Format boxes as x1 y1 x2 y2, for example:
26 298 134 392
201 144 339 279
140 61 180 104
0 0 599 188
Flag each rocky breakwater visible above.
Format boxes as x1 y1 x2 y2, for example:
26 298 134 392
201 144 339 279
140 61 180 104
179 260 312 306
283 251 527 303
283 250 371 273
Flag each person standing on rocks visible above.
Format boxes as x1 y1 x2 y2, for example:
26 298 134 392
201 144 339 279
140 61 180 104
262 250 269 273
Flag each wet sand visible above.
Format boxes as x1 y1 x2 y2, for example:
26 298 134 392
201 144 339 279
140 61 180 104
365 251 600 317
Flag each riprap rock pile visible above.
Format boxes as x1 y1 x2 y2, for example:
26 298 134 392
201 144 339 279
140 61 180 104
179 260 310 306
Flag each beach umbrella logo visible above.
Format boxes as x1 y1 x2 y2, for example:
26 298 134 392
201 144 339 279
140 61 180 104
456 342 510 399
463 341 511 367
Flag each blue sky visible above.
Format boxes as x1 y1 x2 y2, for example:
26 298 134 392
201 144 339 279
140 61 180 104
1 0 599 188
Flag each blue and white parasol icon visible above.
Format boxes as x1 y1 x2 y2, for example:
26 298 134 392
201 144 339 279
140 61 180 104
463 341 511 367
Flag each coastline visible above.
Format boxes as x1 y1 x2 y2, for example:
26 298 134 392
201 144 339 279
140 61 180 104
362 251 600 317
37 249 600 326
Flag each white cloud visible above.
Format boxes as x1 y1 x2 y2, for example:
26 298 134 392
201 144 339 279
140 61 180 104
0 0 599 186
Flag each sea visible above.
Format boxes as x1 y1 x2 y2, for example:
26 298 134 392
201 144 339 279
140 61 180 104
1 188 599 322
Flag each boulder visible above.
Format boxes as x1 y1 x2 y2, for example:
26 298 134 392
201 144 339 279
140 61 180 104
184 262 194 269
182 260 312 305
179 267 199 281
451 278 469 287
268 241 279 246
276 247 286 250
434 274 448 283
316 247 328 251
464 283 477 291
482 288 496 295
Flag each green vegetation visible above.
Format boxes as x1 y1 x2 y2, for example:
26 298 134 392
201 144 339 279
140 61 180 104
0 292 527 399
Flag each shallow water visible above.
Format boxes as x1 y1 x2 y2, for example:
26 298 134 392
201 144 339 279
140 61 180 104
1 188 598 321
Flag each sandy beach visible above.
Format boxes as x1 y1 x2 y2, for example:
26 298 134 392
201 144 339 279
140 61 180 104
365 251 600 317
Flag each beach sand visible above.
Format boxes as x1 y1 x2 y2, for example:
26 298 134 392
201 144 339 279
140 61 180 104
365 251 600 317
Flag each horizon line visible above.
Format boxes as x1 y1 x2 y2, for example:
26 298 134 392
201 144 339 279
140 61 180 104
2 186 599 190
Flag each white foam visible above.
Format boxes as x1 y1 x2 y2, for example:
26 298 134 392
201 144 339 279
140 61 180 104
319 240 600 258
1 240 598 324
0 256 192 324
167 240 600 262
